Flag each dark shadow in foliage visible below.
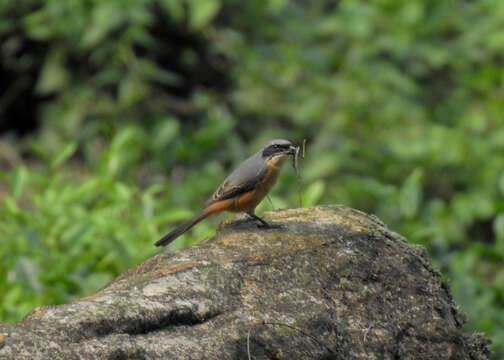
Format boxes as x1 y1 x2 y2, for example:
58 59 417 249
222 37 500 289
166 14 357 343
135 3 232 100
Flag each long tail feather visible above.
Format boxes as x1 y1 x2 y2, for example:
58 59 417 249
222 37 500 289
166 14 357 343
155 211 210 247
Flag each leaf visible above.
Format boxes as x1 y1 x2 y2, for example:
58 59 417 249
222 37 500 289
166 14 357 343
23 9 52 40
267 0 288 13
495 214 504 255
160 0 185 21
110 126 141 153
80 2 122 48
152 118 180 150
11 166 28 199
399 168 424 219
4 196 20 216
119 74 148 106
303 180 325 207
51 142 77 168
138 59 182 85
188 0 220 30
10 257 42 292
36 48 69 94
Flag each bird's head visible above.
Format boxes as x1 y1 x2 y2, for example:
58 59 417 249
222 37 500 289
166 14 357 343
261 139 297 167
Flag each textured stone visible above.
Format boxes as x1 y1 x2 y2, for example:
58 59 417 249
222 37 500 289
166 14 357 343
0 205 491 359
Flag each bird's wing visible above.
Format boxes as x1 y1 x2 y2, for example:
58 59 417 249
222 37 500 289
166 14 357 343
203 153 267 208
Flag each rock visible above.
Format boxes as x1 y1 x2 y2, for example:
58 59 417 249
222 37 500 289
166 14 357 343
0 205 491 359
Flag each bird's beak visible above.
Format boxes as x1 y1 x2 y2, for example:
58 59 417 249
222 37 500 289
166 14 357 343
287 145 297 156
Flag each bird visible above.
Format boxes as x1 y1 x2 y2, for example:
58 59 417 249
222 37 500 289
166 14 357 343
155 139 297 247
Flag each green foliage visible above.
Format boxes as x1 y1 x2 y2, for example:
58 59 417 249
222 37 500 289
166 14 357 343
1 0 504 358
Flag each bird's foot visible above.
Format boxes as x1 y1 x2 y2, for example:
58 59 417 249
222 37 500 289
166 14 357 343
258 222 283 229
246 213 282 229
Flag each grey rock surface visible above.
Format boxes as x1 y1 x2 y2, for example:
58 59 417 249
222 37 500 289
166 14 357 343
0 205 491 359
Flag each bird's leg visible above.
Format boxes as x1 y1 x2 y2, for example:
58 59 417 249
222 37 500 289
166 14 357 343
246 212 271 228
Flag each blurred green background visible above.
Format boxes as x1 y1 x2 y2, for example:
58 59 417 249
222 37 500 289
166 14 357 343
1 0 503 357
